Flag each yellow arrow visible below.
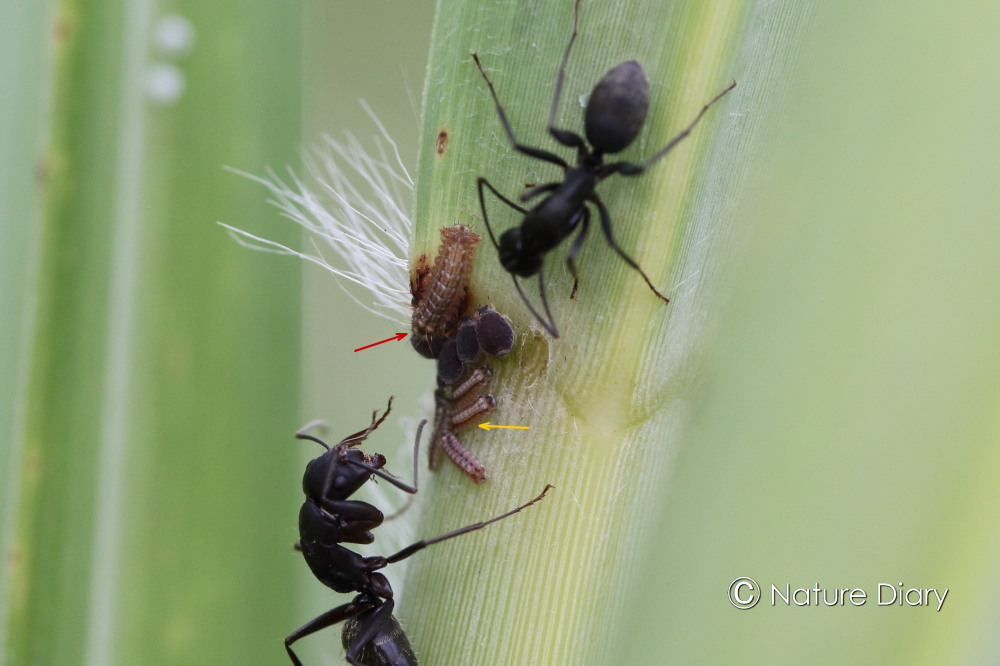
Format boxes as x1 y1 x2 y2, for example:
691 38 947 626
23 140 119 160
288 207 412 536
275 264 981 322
478 422 530 431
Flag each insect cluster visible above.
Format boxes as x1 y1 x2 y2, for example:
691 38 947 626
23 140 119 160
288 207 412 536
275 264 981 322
276 0 735 662
409 224 518 483
430 305 516 483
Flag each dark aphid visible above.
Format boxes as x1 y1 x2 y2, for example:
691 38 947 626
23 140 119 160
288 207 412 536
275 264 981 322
435 337 464 386
437 305 515 385
428 304 516 482
472 0 736 337
454 317 481 364
475 305 515 357
284 398 552 665
410 224 480 358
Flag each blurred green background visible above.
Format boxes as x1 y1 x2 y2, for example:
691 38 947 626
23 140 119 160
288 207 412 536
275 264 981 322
1 2 434 665
3 1 1000 665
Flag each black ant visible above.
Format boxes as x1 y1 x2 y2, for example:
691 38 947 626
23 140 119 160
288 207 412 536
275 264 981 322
285 397 552 665
473 0 736 337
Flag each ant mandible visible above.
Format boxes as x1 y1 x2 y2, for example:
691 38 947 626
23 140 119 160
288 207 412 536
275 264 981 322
472 0 736 337
284 396 552 665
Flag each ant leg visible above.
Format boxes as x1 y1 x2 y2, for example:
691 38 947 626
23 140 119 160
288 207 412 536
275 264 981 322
382 493 414 522
615 80 736 176
428 388 452 471
471 53 570 169
285 598 373 666
478 176 527 250
537 262 560 334
546 0 589 151
342 599 398 666
405 418 421 492
591 194 670 303
520 180 560 204
511 271 559 338
565 207 591 299
382 417 426 519
383 484 553 564
316 498 384 543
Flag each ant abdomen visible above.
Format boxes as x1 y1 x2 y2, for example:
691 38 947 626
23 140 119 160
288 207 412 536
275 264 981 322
342 606 417 666
585 61 649 155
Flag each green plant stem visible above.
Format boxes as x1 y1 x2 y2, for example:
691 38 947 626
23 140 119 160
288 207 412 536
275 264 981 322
401 1 781 664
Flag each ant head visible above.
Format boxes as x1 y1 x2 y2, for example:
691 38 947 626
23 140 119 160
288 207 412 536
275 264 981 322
302 443 383 502
498 228 542 277
584 61 649 155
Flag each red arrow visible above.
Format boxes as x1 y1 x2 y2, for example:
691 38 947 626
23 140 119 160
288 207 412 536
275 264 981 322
354 332 408 352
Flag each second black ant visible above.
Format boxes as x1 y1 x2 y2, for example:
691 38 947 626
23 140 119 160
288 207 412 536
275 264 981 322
285 397 551 665
473 0 736 337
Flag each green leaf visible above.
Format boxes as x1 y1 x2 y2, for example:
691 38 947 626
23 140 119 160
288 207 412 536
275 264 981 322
403 1 769 664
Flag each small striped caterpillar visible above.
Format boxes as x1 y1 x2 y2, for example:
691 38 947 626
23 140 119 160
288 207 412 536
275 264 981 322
410 224 480 359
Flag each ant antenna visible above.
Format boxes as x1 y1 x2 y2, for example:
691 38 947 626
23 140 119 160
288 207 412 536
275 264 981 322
383 419 425 521
295 420 331 451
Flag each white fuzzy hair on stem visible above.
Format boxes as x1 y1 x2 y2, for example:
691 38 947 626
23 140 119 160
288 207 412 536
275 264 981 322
220 101 413 325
